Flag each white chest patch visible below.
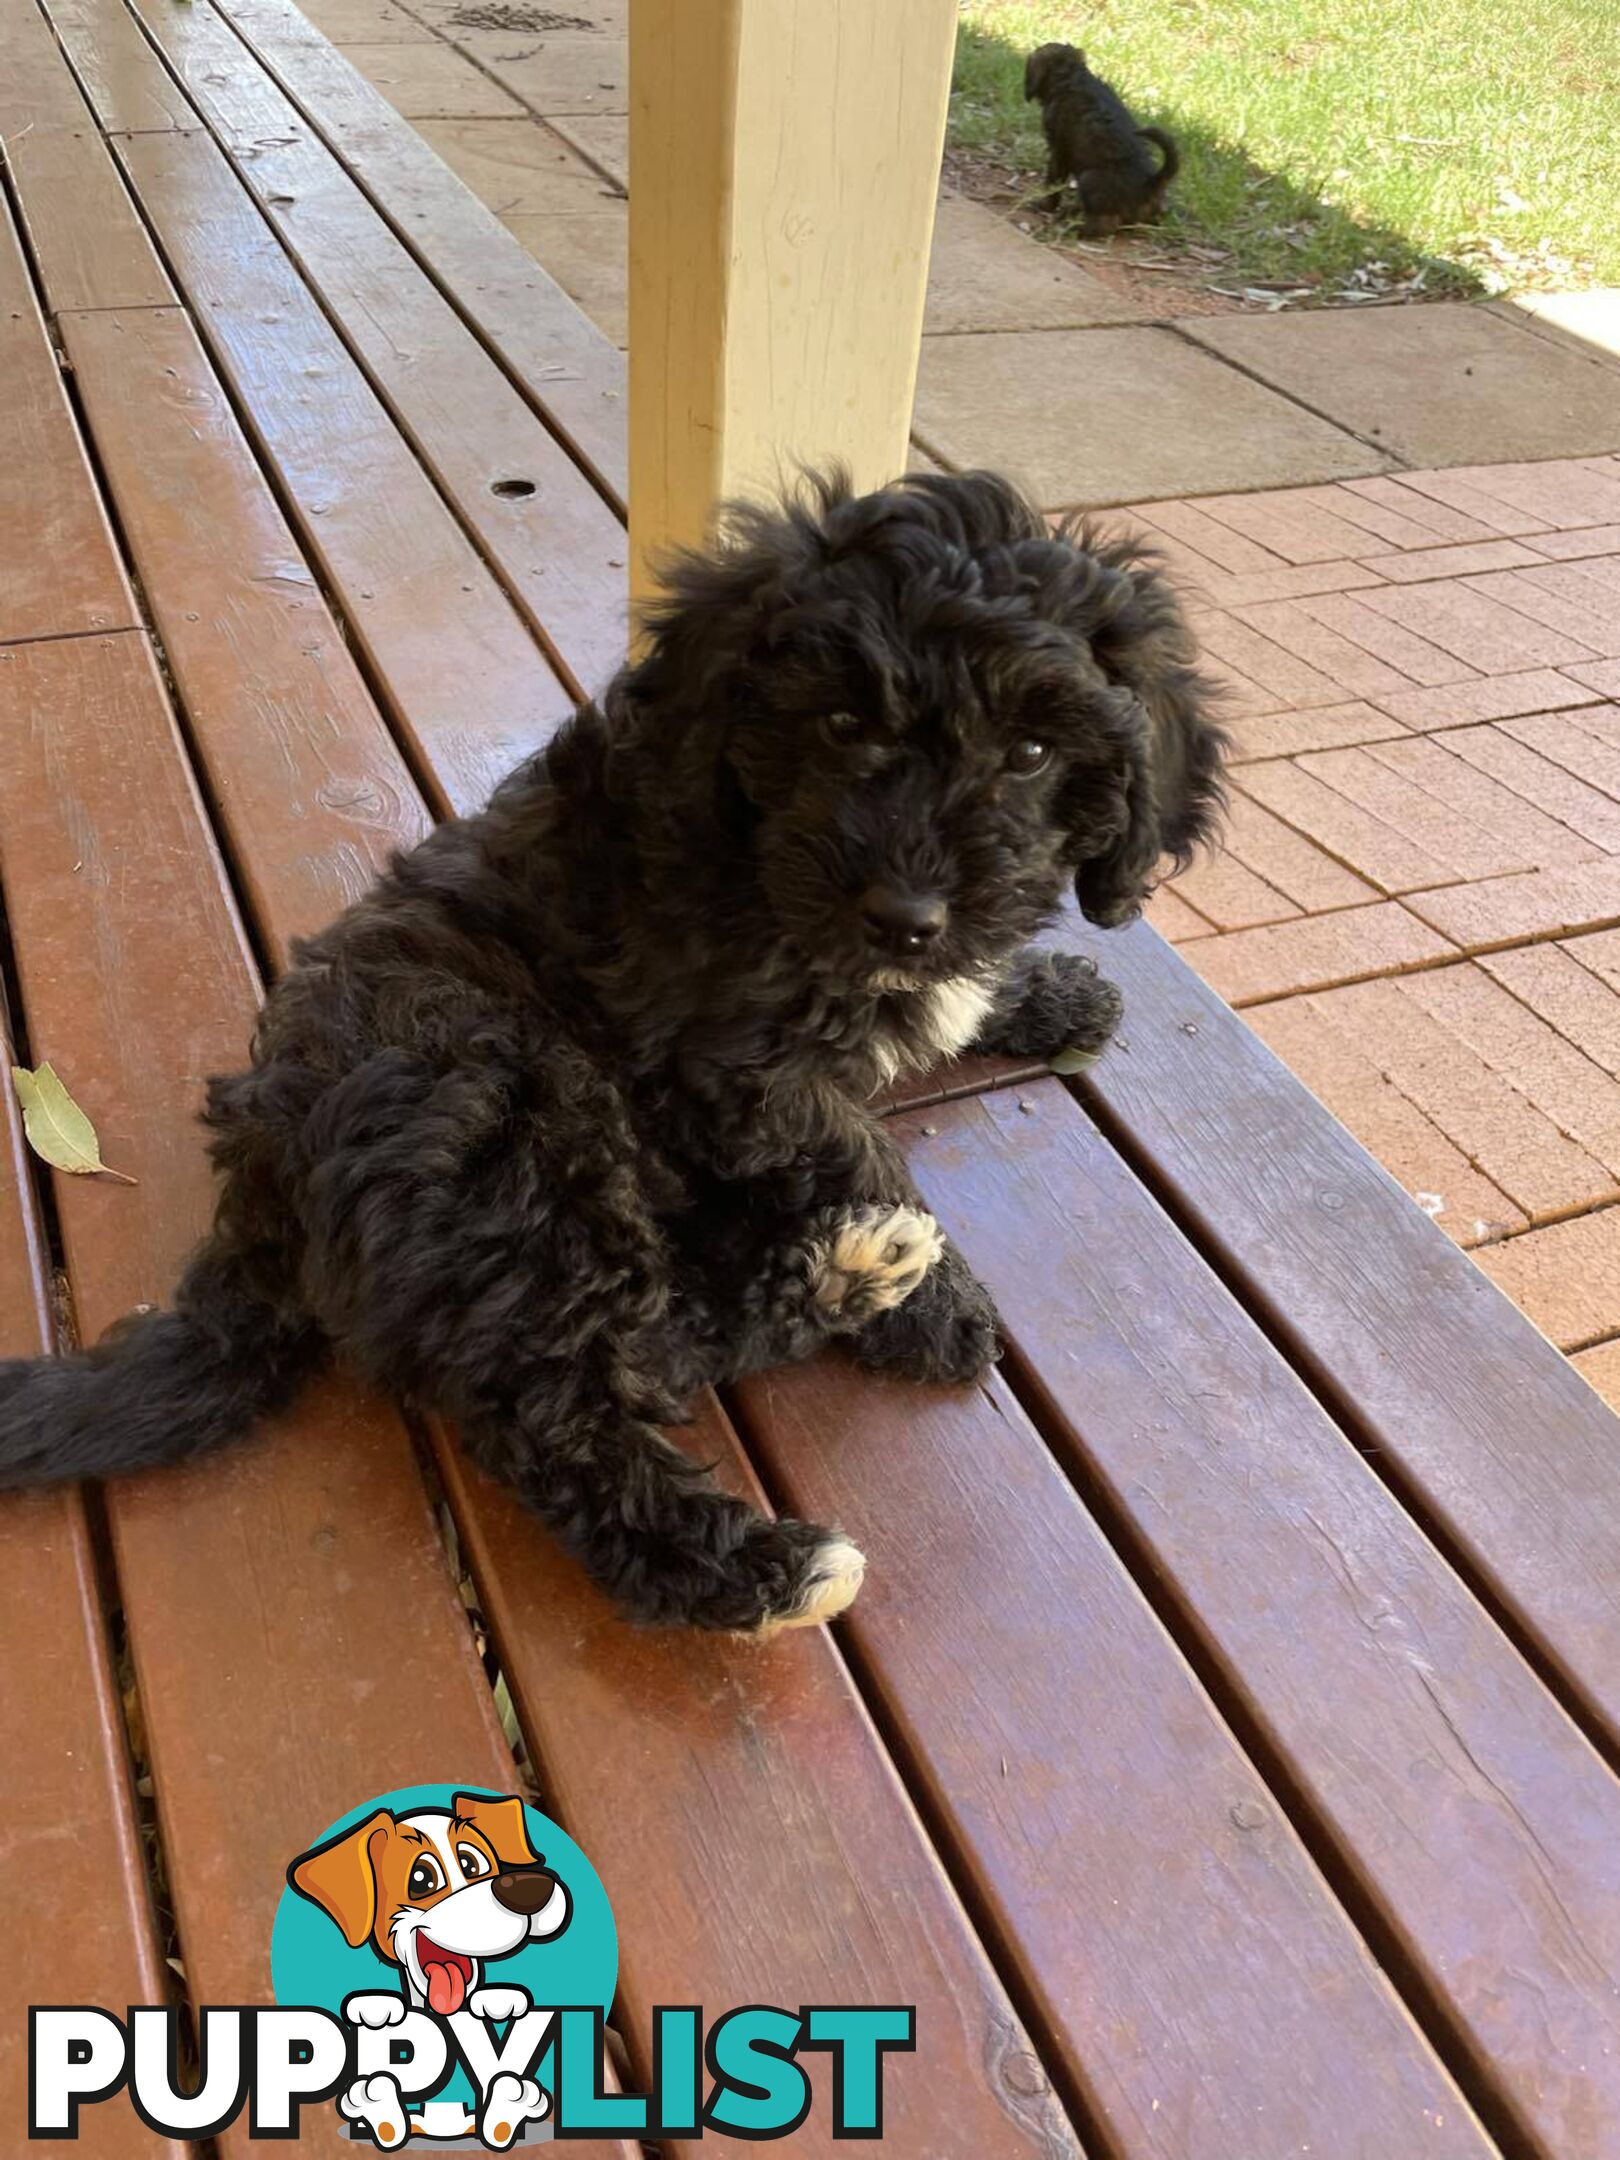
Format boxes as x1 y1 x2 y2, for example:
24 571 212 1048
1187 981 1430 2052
865 971 998 1087
919 975 997 1060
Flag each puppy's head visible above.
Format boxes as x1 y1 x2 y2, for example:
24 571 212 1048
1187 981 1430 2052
1025 42 1086 101
628 469 1224 985
289 1792 570 2014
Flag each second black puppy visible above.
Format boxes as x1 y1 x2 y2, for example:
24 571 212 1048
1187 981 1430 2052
0 472 1223 1638
1025 41 1179 233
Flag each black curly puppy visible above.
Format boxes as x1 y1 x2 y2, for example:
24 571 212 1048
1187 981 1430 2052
1025 41 1180 233
0 471 1223 1635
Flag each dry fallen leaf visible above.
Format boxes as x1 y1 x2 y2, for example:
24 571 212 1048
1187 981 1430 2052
10 1063 137 1185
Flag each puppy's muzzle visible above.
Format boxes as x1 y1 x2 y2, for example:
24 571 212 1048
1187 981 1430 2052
491 1865 560 1916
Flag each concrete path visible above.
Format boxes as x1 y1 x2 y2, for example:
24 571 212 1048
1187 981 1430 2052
310 0 1620 507
295 0 1620 1391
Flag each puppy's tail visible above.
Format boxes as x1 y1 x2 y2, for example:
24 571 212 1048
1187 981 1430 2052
1138 126 1180 185
0 1243 326 1489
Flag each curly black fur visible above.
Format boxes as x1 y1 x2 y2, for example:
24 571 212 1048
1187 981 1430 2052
1024 42 1180 233
0 471 1224 1631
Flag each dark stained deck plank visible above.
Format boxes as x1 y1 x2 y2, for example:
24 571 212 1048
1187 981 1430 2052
0 990 185 2160
436 1399 1088 2160
77 0 630 695
1073 914 1620 1753
209 0 628 506
734 1354 1494 2160
59 303 432 950
115 127 574 815
894 1081 1620 2157
0 630 542 2159
0 0 175 311
0 196 138 645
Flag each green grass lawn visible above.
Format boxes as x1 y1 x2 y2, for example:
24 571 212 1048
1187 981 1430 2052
952 0 1620 298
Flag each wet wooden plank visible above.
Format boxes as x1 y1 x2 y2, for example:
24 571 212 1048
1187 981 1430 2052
109 0 629 694
435 1398 1088 2160
38 0 198 133
0 991 184 2160
0 196 137 644
212 0 628 505
0 631 532 2158
117 127 574 814
60 303 432 948
896 1080 1620 2157
0 0 174 311
736 1357 1491 2160
1075 914 1620 1752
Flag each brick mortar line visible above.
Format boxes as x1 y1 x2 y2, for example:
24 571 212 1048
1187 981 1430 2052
1223 774 1468 900
1341 731 1609 871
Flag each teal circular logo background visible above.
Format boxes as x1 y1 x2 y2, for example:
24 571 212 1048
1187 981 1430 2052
271 1783 617 2072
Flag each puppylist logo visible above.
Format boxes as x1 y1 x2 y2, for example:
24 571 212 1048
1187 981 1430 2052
29 1782 915 2146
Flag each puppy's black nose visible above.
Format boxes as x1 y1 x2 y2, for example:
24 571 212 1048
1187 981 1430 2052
861 882 947 956
490 1866 558 1915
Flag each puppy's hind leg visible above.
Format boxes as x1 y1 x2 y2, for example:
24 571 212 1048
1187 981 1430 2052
464 1384 866 1637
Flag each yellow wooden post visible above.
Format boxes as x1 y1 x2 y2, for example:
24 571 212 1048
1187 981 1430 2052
627 0 957 602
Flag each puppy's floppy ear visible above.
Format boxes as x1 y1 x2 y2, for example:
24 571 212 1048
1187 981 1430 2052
626 471 851 715
287 1809 394 1948
453 1791 539 1871
1061 530 1227 929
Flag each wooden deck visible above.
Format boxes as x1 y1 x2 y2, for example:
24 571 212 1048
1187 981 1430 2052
3 2 1620 2155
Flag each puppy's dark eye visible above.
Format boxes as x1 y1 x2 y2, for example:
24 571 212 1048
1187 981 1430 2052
1005 739 1051 776
456 1844 490 1880
407 1857 444 1899
820 710 864 745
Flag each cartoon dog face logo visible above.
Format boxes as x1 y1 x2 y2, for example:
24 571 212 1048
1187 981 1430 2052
289 1791 571 2014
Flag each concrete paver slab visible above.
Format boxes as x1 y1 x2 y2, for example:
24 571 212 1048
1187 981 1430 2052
503 207 625 343
455 31 628 114
543 110 625 187
339 39 524 116
923 199 1145 333
1186 304 1620 469
913 328 1388 509
414 114 620 213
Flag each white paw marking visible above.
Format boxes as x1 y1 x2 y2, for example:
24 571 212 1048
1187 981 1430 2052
812 1205 943 1319
469 1984 531 2024
481 2071 548 2148
339 2071 409 2148
749 1534 867 1641
343 1993 407 2030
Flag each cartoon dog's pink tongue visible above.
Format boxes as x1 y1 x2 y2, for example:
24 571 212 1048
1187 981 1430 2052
419 1940 472 2016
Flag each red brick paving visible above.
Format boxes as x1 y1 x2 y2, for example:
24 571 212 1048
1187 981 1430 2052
1142 458 1620 1363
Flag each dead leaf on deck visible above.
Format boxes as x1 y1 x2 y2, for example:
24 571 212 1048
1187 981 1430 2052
10 1063 138 1185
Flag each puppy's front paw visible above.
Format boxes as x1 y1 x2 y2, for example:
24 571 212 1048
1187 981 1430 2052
984 952 1123 1062
469 1984 531 2024
343 1992 407 2030
809 1204 943 1324
855 1249 1002 1383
